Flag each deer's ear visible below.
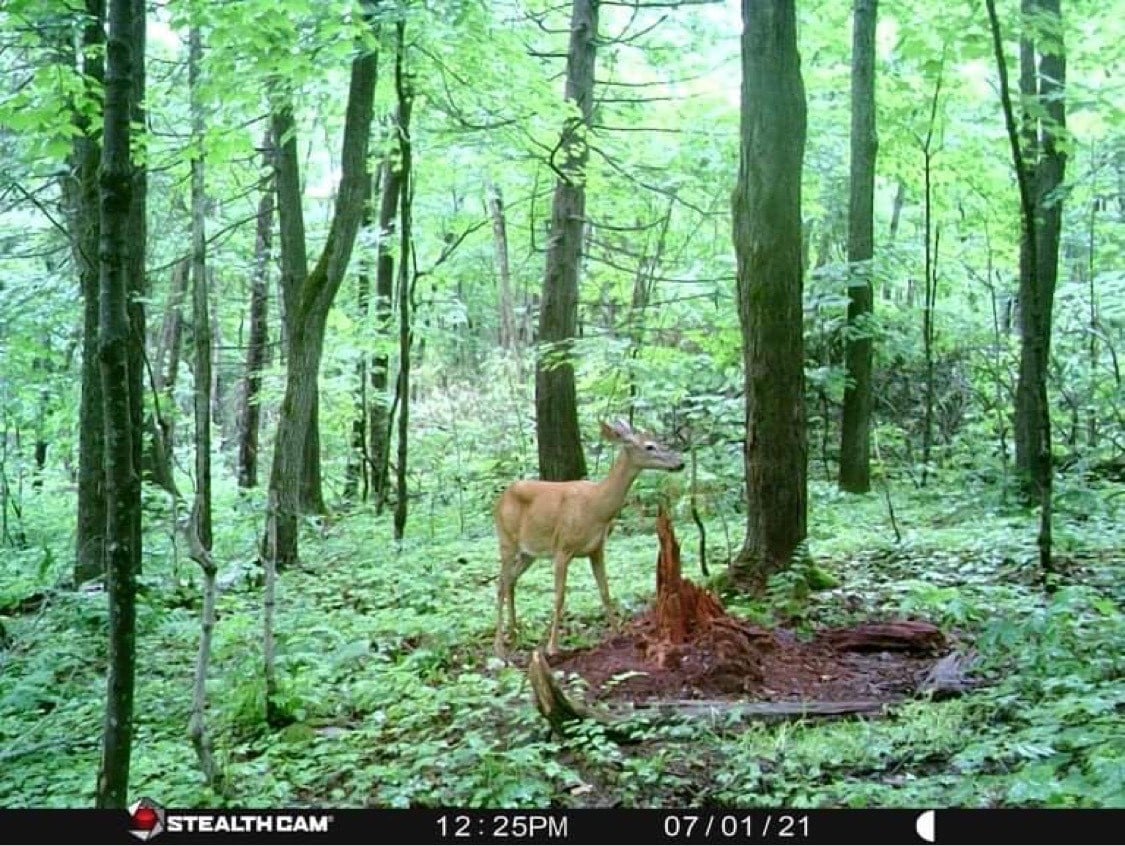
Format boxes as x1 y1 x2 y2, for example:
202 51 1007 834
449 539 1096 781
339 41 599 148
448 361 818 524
601 421 624 441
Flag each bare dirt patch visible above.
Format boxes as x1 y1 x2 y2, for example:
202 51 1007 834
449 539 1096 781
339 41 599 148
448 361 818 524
551 616 943 705
548 511 948 708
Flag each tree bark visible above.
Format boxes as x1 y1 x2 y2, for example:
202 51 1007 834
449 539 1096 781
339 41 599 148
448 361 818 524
488 182 517 351
371 106 409 512
731 0 808 586
534 0 598 483
344 170 374 502
236 148 274 489
838 0 878 494
392 23 413 542
266 6 379 567
126 0 146 575
984 0 1060 578
95 0 141 808
185 22 220 790
69 0 106 585
144 258 187 497
1013 0 1066 511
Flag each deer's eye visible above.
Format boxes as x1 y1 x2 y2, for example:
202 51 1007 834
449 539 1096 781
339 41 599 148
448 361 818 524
645 444 656 451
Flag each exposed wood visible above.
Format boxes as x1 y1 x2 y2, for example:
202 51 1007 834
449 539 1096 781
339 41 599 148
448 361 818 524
917 650 979 699
819 620 946 654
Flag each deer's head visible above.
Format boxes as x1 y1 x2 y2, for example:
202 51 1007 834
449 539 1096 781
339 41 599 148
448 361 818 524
601 419 685 472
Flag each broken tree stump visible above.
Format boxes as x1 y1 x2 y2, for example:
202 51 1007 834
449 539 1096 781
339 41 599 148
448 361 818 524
644 508 773 690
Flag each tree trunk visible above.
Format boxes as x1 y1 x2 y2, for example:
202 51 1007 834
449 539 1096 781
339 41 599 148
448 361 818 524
534 0 598 483
236 149 274 489
126 0 146 575
838 0 878 495
144 258 187 497
983 0 1063 578
488 182 517 351
344 170 374 502
266 8 379 567
95 0 141 808
392 24 414 542
919 64 944 489
731 0 808 587
69 0 106 585
1013 0 1066 510
371 106 410 512
186 22 219 789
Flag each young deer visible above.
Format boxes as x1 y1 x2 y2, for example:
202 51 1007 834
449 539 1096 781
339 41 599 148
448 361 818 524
493 419 684 656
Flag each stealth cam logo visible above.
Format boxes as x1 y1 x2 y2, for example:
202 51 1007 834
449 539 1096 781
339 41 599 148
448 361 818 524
128 797 166 842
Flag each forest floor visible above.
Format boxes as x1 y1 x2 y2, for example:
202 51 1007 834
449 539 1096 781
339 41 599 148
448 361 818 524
1 472 1123 808
551 618 943 704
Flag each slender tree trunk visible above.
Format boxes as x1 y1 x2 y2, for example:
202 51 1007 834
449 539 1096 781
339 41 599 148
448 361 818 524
185 23 219 789
838 0 878 494
345 171 374 502
70 0 106 585
919 63 944 488
236 149 274 489
372 108 409 512
126 0 146 576
1013 0 1066 511
144 258 187 497
265 6 379 567
488 182 517 352
95 0 141 808
984 0 1063 578
731 0 808 586
393 24 414 542
535 0 598 483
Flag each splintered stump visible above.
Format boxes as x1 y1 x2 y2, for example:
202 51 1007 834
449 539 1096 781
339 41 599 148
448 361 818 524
525 511 971 739
644 509 773 691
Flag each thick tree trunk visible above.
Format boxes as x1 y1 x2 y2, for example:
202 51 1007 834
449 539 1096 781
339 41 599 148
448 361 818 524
70 0 106 585
236 152 274 489
95 0 141 808
838 0 878 494
266 10 378 566
534 0 597 483
731 0 808 586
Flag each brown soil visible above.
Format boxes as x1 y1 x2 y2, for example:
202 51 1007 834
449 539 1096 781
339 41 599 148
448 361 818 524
551 614 945 705
551 513 952 708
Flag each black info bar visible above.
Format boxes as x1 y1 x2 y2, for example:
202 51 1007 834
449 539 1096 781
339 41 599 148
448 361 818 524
0 808 1118 845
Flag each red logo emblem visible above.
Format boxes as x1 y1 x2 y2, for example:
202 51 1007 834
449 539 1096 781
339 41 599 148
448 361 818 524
128 797 166 841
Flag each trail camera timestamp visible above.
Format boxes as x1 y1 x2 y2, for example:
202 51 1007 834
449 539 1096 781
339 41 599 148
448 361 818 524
661 813 812 841
437 812 569 840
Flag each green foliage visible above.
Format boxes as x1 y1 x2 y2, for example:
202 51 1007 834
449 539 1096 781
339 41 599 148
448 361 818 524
2 467 1123 807
1 0 1124 813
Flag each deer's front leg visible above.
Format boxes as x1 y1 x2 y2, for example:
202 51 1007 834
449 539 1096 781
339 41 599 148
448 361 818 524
547 552 573 655
589 546 618 631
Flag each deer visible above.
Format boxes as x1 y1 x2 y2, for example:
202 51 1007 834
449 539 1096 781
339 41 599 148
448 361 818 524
493 419 685 656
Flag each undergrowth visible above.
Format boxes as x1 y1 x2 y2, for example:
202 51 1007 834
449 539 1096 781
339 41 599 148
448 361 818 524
1 471 1122 808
